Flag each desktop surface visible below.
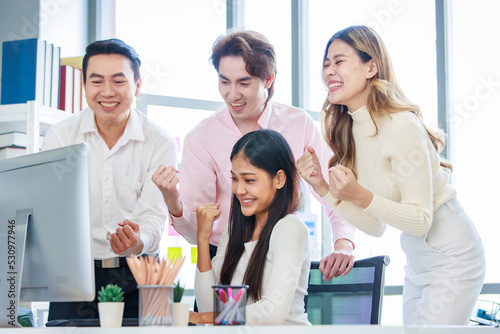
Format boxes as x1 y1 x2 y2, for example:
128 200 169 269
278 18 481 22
3 325 498 333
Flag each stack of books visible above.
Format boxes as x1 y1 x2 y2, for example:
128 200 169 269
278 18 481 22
0 131 44 160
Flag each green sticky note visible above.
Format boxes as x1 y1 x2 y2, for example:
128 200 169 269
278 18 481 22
191 247 197 264
168 247 182 261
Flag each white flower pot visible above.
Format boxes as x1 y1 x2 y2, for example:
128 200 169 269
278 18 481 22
173 302 190 327
98 302 124 328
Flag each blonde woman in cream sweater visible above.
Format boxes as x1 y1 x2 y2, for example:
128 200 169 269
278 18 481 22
297 25 485 326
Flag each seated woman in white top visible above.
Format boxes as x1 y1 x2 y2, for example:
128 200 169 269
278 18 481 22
189 129 311 325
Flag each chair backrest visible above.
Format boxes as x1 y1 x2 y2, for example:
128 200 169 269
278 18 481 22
305 255 390 325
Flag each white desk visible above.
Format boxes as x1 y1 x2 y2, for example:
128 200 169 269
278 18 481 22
1 325 498 333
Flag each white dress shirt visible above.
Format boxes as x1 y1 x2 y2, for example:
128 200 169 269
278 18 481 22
42 107 178 259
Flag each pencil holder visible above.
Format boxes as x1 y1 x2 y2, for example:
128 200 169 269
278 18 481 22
212 285 248 325
138 285 174 326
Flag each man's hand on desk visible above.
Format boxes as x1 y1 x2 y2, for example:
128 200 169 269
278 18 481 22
319 238 355 280
109 219 144 256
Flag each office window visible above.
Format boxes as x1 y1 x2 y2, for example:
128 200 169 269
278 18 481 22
115 0 225 101
244 0 292 105
451 0 500 286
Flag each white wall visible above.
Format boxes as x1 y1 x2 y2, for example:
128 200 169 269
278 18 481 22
39 0 89 58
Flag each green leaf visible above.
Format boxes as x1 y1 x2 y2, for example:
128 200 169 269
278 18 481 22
173 280 185 303
97 284 124 302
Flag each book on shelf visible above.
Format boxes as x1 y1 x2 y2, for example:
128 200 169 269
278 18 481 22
61 57 85 113
58 60 85 113
59 65 74 112
44 43 61 108
0 147 26 160
0 131 44 149
1 38 47 105
81 71 87 111
43 42 53 106
73 67 82 113
50 46 61 109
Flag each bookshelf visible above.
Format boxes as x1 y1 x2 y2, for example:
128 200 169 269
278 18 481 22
0 101 72 154
0 101 72 323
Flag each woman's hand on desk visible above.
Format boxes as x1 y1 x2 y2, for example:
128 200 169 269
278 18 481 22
189 311 213 324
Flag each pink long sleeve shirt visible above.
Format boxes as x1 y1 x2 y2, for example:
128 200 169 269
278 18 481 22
171 101 355 247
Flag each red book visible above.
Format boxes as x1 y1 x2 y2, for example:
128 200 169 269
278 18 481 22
59 65 73 112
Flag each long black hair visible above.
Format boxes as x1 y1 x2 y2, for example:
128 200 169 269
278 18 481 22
219 129 301 300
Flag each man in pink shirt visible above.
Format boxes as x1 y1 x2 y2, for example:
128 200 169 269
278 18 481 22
153 30 355 279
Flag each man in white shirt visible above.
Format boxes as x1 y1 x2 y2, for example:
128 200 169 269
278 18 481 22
43 39 177 321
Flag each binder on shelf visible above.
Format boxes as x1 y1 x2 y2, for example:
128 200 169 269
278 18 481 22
43 43 53 106
73 68 82 113
81 71 87 111
1 38 46 105
50 46 61 109
59 65 74 112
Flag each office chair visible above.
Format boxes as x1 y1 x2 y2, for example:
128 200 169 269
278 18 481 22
305 255 390 325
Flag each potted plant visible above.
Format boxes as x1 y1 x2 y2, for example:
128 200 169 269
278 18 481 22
97 284 125 328
172 280 190 326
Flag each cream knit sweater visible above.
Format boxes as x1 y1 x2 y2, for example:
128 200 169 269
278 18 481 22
323 106 456 237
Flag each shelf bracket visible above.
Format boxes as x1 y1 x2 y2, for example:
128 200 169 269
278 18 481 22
26 101 41 154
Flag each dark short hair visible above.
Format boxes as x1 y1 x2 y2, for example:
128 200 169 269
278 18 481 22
82 38 141 84
211 30 276 103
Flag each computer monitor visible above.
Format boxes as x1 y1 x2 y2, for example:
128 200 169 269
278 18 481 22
0 143 94 302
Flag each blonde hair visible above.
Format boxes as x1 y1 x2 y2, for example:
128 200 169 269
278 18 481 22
322 25 452 172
